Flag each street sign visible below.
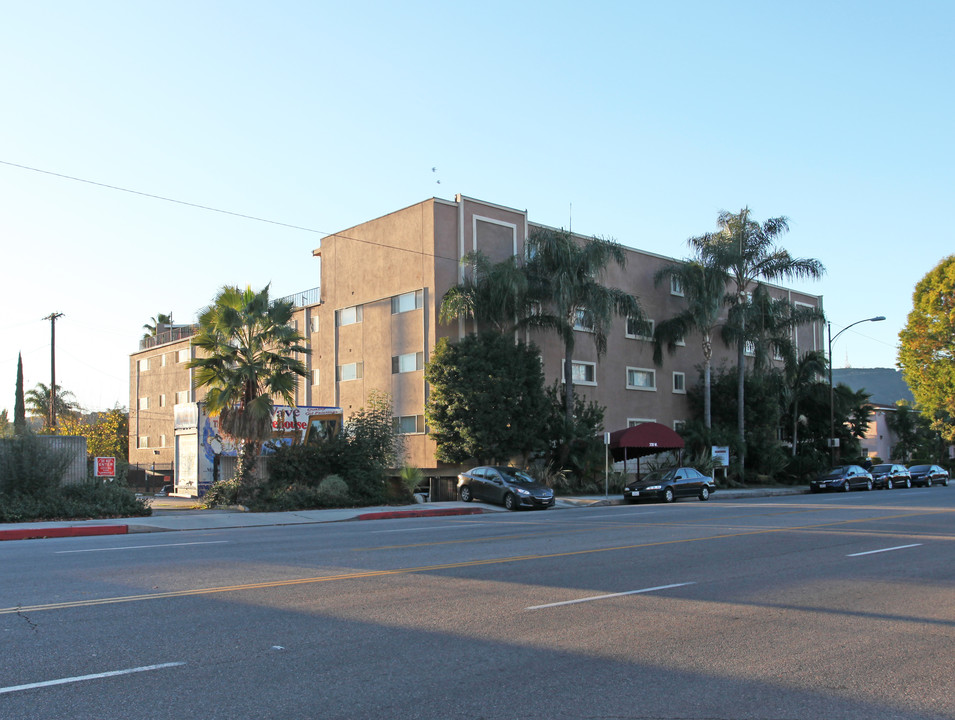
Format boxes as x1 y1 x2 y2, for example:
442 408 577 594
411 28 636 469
94 457 116 478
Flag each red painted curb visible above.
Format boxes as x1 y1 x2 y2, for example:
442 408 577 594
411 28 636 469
356 507 485 521
0 526 128 541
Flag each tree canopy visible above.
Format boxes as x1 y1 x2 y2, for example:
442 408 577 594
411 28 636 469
898 255 955 443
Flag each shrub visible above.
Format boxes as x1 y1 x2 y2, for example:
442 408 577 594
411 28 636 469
0 480 150 522
398 465 423 499
317 475 350 504
201 478 243 507
0 432 72 496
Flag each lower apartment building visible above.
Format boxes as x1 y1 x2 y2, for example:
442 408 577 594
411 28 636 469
129 194 824 490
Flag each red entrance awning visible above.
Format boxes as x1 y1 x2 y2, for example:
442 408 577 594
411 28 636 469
608 422 685 462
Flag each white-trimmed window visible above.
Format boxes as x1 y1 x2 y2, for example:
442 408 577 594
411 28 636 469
744 340 756 357
391 290 424 314
628 418 655 427
138 396 149 410
311 369 320 385
392 352 424 374
627 367 656 391
310 315 320 333
336 305 363 326
161 354 167 367
160 434 167 448
626 317 653 341
138 436 149 449
670 276 684 297
175 390 190 405
673 420 686 432
672 372 686 394
138 358 149 372
337 362 363 382
394 415 425 434
562 360 596 386
177 348 190 363
159 394 167 408
573 308 594 332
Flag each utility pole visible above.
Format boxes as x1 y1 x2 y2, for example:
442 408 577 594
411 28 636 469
44 312 64 431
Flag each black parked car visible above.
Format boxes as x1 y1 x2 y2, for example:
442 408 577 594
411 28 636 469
457 466 555 510
907 464 950 487
869 464 911 489
623 467 715 503
810 465 874 493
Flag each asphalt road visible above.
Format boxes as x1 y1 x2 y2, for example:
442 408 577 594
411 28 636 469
2 488 954 719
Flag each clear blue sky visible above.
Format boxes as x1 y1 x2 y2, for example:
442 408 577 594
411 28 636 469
2 1 952 413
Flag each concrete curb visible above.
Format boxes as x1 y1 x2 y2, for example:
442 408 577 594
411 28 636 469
355 507 488 521
0 525 128 541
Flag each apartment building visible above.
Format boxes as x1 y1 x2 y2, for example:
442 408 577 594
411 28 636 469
129 194 825 483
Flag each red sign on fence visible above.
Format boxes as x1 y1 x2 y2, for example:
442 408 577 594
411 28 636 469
94 457 116 478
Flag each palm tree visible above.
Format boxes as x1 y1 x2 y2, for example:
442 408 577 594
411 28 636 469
188 285 308 490
691 208 825 477
782 350 827 457
143 312 173 339
439 251 529 334
25 382 81 431
653 256 728 429
525 228 647 428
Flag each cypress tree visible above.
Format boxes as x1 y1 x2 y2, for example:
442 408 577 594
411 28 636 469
14 353 26 434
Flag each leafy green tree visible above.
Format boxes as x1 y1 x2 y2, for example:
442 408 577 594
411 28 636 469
541 382 605 483
142 312 174 339
14 353 26 434
525 228 647 430
425 333 548 465
653 255 728 428
59 407 129 459
188 285 308 492
898 255 955 443
885 402 942 461
691 208 825 478
440 252 529 334
25 382 81 432
0 410 12 439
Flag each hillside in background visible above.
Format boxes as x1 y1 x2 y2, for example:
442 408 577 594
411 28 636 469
832 367 915 406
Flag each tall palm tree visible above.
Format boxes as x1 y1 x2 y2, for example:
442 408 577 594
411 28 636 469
143 312 173 339
525 228 646 428
188 285 308 490
439 251 529 334
691 208 825 477
25 382 81 431
653 256 728 428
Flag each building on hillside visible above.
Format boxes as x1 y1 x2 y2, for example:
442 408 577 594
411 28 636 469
860 403 898 462
130 194 825 492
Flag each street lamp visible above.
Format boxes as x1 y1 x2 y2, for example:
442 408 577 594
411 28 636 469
828 315 885 463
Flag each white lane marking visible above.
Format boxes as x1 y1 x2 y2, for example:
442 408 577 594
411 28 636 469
526 582 695 610
372 524 489 534
848 543 923 557
0 662 186 695
56 541 229 554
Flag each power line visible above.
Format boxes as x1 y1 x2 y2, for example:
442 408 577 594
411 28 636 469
0 159 460 263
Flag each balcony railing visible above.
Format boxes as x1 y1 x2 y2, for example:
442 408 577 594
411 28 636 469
140 325 198 350
275 286 321 308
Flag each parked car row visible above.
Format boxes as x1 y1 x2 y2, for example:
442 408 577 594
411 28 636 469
810 463 950 493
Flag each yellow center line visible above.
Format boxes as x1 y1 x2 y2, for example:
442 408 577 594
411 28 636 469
4 508 952 615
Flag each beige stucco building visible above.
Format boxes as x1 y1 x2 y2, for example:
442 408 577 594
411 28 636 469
130 194 825 479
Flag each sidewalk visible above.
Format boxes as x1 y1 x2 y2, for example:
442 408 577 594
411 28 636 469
0 486 807 541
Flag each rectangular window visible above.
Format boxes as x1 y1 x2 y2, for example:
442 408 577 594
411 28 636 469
393 415 425 434
177 349 190 363
392 352 424 374
336 305 363 326
138 396 149 410
138 358 149 372
159 394 167 408
627 367 656 391
672 372 686 393
161 354 167 367
175 390 190 405
673 420 686 432
744 340 756 357
138 436 149 449
160 434 167 448
628 418 655 427
391 290 424 314
573 308 594 332
311 369 320 385
671 276 684 297
310 315 320 333
626 317 654 340
563 360 596 385
337 362 363 382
